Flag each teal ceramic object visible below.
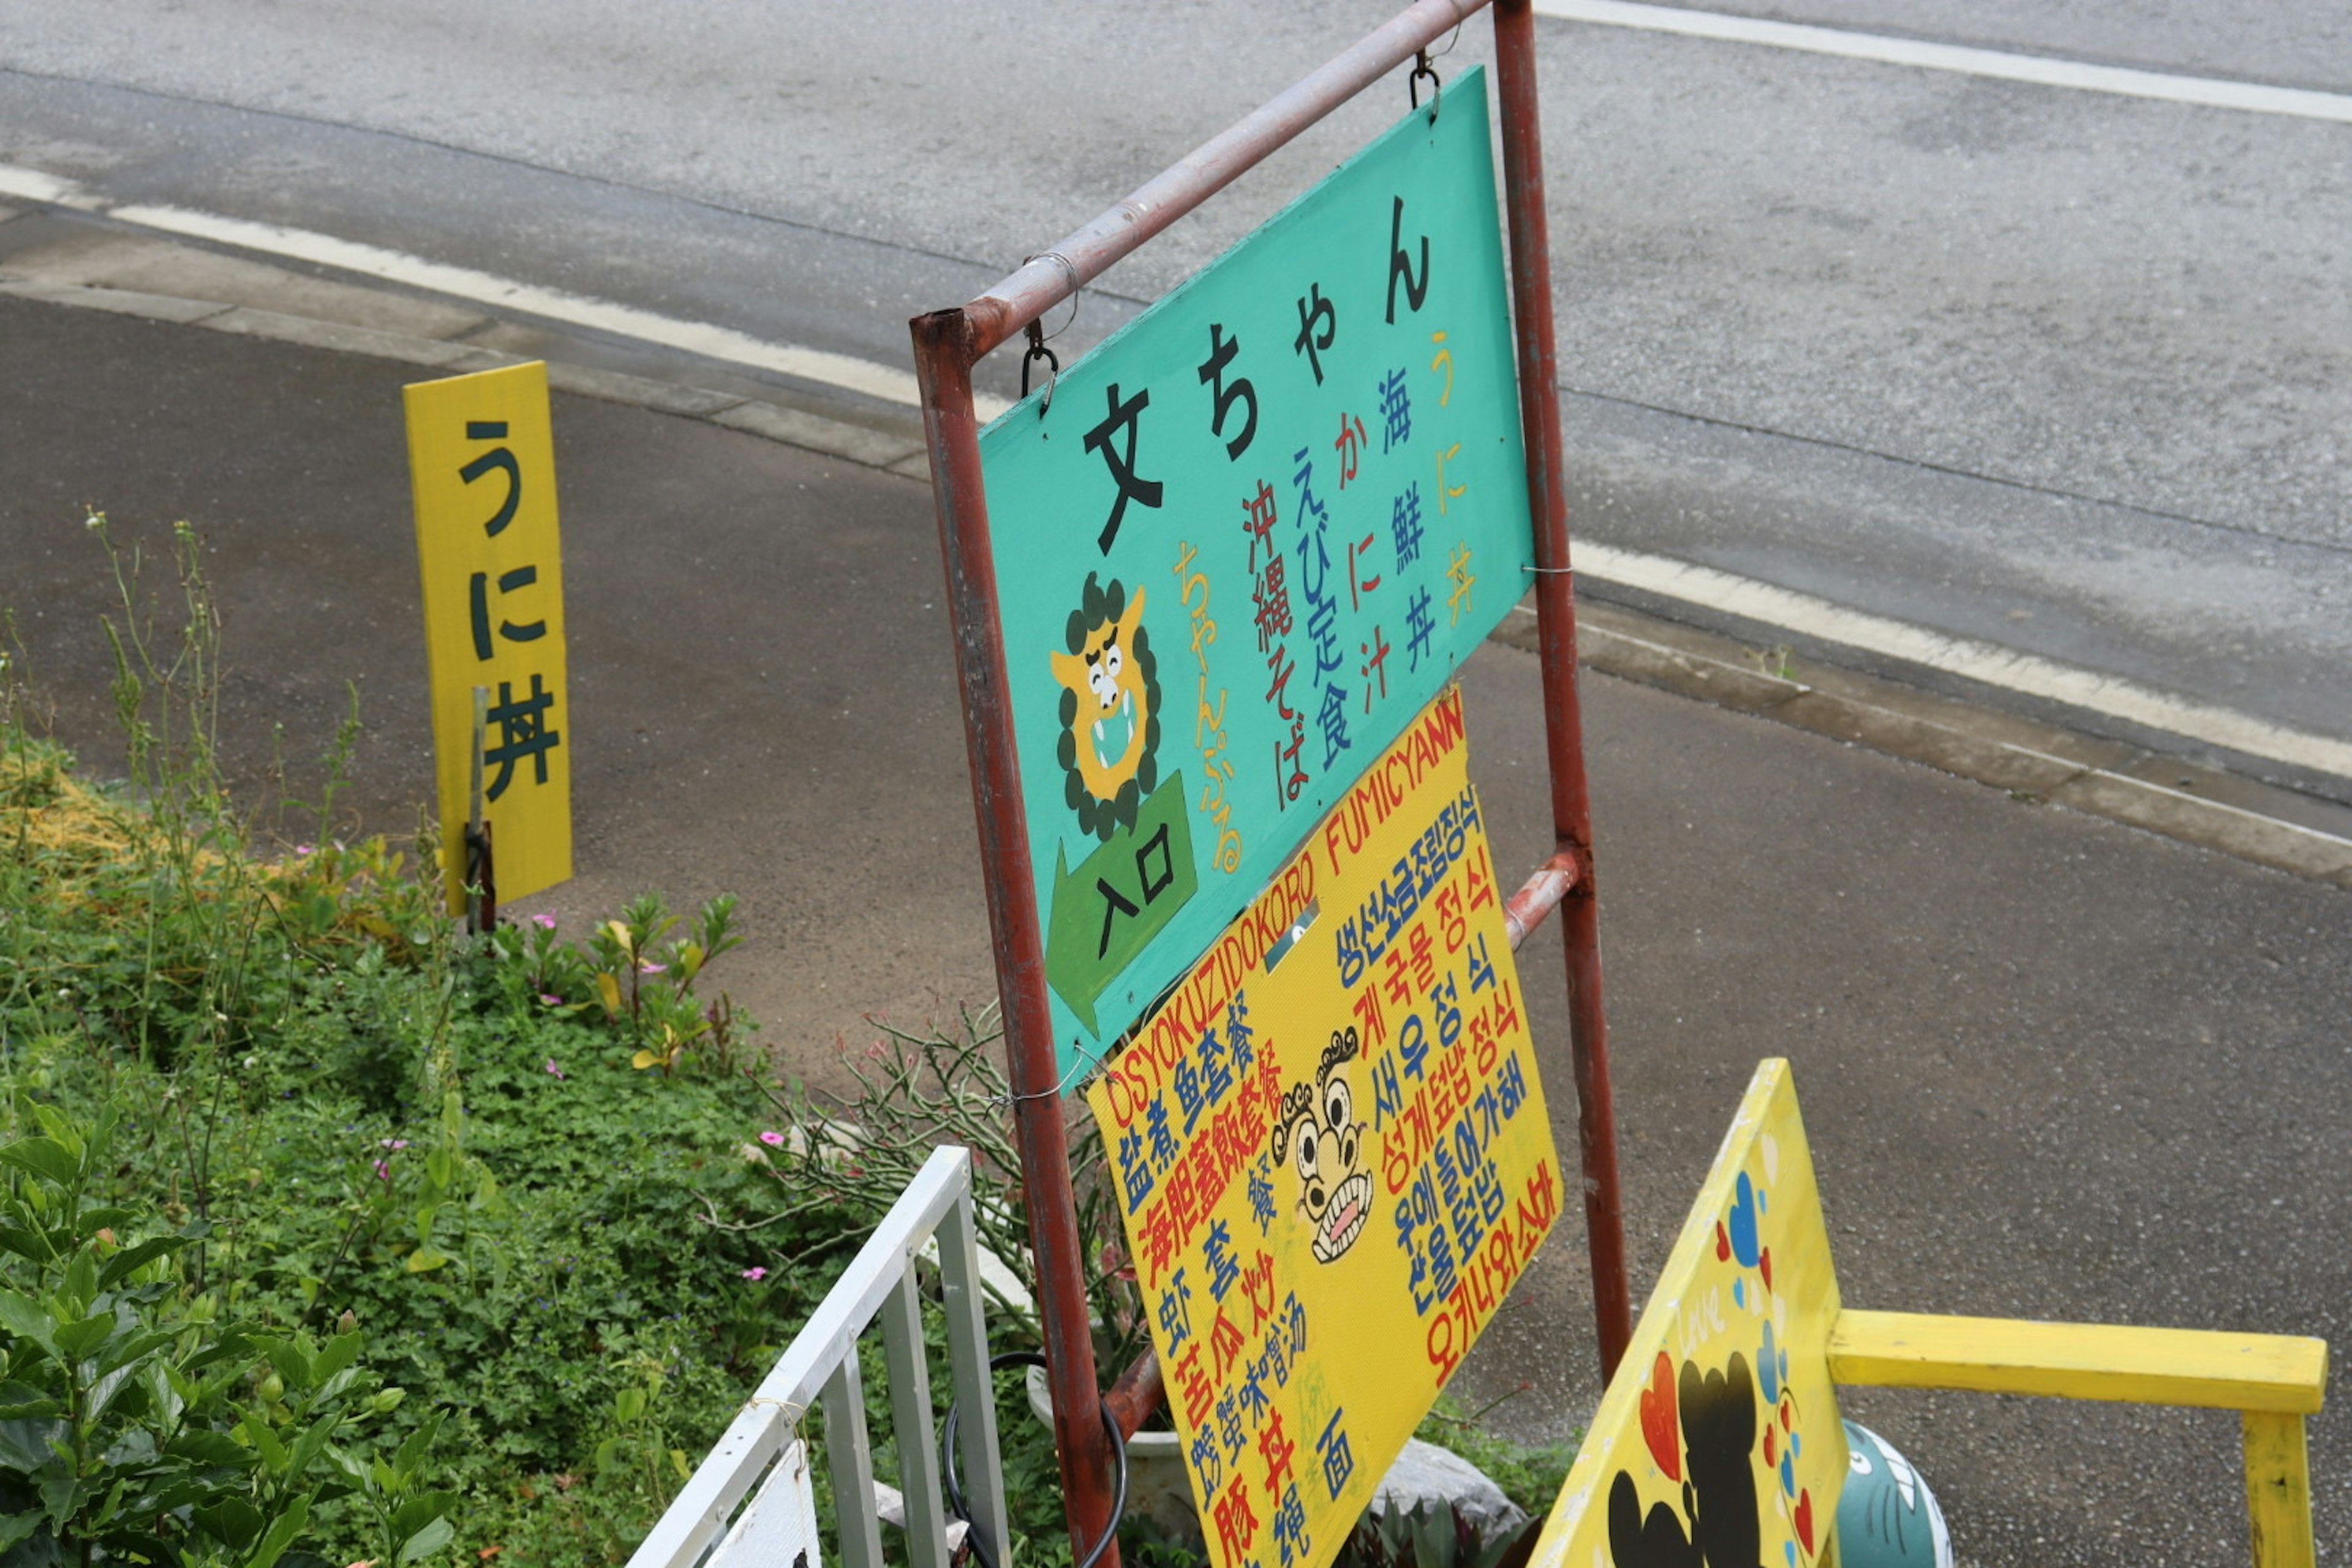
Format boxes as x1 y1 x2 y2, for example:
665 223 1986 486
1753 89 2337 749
1836 1421 1953 1568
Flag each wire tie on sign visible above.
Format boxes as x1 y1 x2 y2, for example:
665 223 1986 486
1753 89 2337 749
1022 318 1060 416
992 1046 1107 1107
1410 47 1441 118
1523 564 1574 575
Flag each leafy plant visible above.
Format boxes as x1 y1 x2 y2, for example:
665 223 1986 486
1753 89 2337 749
1338 1500 1542 1568
583 894 747 1076
589 1347 691 1520
335 1408 456 1568
0 1101 447 1568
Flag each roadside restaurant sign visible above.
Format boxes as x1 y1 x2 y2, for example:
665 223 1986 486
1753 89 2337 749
980 67 1534 1075
1085 687 1560 1568
405 361 573 913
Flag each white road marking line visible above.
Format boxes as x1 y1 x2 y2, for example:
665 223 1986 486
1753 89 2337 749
1531 0 2352 124
12 160 2347 778
1567 540 2352 781
1 163 1009 420
0 164 102 208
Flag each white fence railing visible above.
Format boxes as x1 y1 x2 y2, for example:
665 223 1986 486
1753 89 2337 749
628 1145 1008 1568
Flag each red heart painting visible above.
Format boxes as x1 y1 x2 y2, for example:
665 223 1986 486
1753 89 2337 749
1760 1247 1774 1292
1638 1352 1681 1480
1795 1489 1815 1553
1763 1425 1776 1466
1714 1220 1731 1261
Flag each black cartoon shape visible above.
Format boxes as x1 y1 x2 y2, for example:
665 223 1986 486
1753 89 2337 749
1607 1352 1763 1568
1610 1472 1704 1568
1682 1353 1762 1568
1271 1028 1372 1262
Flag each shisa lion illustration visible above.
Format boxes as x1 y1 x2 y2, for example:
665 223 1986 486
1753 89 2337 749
1049 573 1161 842
1273 1027 1373 1264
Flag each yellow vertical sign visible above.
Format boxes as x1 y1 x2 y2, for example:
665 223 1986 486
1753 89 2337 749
404 361 572 913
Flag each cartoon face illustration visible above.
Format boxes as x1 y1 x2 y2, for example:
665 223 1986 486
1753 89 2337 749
1273 1028 1373 1263
1050 573 1159 842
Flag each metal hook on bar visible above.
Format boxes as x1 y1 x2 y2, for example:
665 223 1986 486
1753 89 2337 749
1025 251 1085 344
1409 47 1441 118
1021 320 1060 415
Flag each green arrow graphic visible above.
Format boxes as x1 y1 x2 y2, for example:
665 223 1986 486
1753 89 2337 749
1045 774 1198 1038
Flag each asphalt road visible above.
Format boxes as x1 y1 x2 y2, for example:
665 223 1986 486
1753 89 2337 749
1 292 2342 1567
2 1 2348 758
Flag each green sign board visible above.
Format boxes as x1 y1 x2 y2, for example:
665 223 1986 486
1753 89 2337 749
980 67 1534 1077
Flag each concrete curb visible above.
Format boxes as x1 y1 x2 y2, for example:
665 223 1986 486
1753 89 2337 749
1502 604 2352 889
6 262 2349 892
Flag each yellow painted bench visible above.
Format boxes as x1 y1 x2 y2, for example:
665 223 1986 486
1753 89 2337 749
1527 1060 2328 1568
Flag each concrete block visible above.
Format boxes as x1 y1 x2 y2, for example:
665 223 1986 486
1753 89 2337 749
1371 1438 1530 1545
709 400 924 470
2049 772 2352 886
0 278 229 324
205 307 477 366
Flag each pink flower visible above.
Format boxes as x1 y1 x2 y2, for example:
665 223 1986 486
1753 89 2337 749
379 1139 410 1150
757 1130 785 1147
638 960 668 974
373 1159 390 1182
741 1266 767 1281
540 992 563 1006
545 1058 567 1079
532 913 557 930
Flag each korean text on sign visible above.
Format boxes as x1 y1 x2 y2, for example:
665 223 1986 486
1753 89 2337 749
1087 687 1559 1568
404 361 573 913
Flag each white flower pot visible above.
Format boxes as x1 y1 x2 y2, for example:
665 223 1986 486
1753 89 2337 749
1023 1363 1203 1548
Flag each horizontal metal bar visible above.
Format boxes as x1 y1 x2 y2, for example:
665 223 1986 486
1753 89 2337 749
1104 1346 1165 1440
873 1480 972 1552
963 0 1488 357
1504 851 1582 951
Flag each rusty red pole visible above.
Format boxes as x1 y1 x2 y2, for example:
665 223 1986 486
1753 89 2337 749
910 306 1121 1568
1491 0 1635 1379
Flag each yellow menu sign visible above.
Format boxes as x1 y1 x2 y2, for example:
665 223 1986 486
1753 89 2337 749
1087 687 1559 1568
404 362 572 913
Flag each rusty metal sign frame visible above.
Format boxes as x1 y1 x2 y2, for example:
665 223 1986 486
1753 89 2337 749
910 5 1629 1562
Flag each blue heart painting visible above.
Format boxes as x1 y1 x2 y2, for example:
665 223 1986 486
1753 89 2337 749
1728 1172 1762 1267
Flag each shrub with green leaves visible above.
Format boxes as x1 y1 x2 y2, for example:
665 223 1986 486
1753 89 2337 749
0 1102 450 1568
0 524 877 1562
